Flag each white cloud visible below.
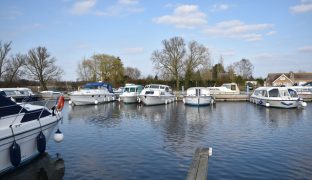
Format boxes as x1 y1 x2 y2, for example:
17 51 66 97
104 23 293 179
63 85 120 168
124 47 144 54
290 0 312 13
95 0 144 16
118 0 138 6
210 4 230 12
203 20 273 41
70 0 96 15
266 31 277 35
153 4 207 28
69 0 143 16
298 46 312 52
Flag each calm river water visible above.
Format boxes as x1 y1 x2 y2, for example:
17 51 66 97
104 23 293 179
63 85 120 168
2 101 312 180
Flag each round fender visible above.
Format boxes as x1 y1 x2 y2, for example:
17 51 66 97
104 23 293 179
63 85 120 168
37 131 46 153
10 141 21 167
54 129 64 143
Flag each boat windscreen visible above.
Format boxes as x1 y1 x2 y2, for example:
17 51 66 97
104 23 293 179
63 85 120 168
288 89 298 97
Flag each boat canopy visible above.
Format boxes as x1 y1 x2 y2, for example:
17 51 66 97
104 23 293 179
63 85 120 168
83 82 113 93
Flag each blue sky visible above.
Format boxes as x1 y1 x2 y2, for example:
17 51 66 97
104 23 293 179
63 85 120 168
1 0 312 80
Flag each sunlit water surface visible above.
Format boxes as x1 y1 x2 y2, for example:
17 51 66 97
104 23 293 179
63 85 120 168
2 101 312 180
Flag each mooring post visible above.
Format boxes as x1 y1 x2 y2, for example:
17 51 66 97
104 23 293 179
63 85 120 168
186 147 212 180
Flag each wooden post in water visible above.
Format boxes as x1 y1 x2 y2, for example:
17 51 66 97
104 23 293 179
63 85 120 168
186 147 212 180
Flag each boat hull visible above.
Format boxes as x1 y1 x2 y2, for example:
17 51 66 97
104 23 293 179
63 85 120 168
139 95 176 106
120 95 138 104
0 116 60 175
69 94 115 105
184 96 213 106
250 97 303 108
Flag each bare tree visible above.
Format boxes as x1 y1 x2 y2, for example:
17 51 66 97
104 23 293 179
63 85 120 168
4 53 26 82
0 41 12 80
151 37 186 90
77 58 95 81
125 67 141 80
184 41 210 88
25 46 64 90
226 64 236 82
234 58 254 79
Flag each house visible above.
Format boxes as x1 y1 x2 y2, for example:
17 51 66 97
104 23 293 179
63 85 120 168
265 72 312 86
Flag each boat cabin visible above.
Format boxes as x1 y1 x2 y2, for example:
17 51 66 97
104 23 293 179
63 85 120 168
252 87 298 98
123 84 144 94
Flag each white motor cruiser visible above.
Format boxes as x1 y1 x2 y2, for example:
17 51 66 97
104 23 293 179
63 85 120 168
183 87 214 106
207 83 240 95
138 84 176 105
0 88 43 102
119 84 144 104
250 87 307 108
40 90 62 100
0 94 64 175
69 82 115 106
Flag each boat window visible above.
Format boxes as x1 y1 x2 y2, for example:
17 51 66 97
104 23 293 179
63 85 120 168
130 88 135 92
231 85 236 91
196 89 201 96
124 88 130 92
165 87 169 92
222 84 231 89
0 91 7 96
288 89 298 97
160 86 165 89
161 92 165 95
268 89 280 97
145 91 154 94
83 85 100 89
150 85 160 89
262 90 268 97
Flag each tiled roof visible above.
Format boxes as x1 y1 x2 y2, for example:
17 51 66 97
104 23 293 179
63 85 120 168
266 72 312 85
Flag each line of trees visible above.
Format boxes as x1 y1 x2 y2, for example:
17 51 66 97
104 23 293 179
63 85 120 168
151 36 256 90
76 54 142 87
0 41 63 90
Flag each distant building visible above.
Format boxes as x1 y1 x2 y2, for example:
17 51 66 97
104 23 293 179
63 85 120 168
265 72 312 86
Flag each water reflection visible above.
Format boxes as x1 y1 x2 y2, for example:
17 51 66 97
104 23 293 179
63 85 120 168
1 153 64 180
256 106 304 128
118 103 141 119
67 103 120 128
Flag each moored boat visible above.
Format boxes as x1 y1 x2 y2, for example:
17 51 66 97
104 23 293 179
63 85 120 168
0 88 43 102
138 84 176 105
119 84 143 104
0 94 64 175
183 87 214 106
207 83 240 95
40 90 62 100
250 87 307 108
69 82 115 105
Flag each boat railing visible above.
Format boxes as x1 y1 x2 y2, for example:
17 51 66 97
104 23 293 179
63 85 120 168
0 99 58 121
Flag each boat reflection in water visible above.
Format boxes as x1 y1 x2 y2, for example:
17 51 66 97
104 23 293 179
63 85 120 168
0 153 64 180
260 107 305 128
